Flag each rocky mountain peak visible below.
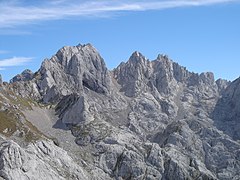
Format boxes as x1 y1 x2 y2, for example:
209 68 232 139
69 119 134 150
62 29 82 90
199 72 215 85
113 51 152 97
213 77 240 140
76 42 93 48
216 78 231 94
129 51 147 61
55 43 99 67
22 69 33 74
157 54 169 61
1 43 240 180
154 54 174 71
37 44 112 102
127 51 150 70
114 51 221 97
10 69 34 83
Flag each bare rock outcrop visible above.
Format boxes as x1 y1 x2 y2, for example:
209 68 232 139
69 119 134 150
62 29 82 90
38 44 112 103
10 69 34 83
0 140 89 180
1 43 239 180
213 77 240 140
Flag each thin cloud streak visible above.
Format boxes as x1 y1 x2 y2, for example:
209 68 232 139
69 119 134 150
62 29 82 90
0 0 238 28
0 57 33 69
0 50 8 54
135 0 238 10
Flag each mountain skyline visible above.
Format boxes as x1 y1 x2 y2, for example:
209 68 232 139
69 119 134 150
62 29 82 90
1 1 240 179
1 42 239 180
0 0 240 81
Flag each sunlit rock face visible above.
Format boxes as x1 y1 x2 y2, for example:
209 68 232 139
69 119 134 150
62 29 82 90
1 44 239 180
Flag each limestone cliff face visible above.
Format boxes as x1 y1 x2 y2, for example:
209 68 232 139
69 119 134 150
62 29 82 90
0 140 89 180
1 44 239 180
10 69 34 83
35 44 112 103
213 77 240 140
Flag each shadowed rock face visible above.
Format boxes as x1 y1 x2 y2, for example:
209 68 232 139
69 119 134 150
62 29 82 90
213 77 240 140
37 44 112 103
1 43 240 180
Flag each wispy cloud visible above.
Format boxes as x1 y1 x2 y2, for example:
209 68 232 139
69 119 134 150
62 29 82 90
0 50 9 54
0 57 33 70
0 0 238 29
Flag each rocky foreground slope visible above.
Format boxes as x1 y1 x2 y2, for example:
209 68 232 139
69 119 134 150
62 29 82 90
0 43 239 180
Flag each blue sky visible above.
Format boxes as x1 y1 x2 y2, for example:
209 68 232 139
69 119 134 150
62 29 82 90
0 0 240 81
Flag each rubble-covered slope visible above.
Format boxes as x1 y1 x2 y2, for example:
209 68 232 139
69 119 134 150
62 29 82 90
0 44 240 180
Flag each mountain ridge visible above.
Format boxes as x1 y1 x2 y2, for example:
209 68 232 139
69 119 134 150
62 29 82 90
9 44 230 85
0 43 239 180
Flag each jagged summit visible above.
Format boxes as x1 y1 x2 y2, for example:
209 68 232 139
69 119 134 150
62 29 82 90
129 51 151 65
8 44 225 100
37 43 111 102
213 77 240 140
10 69 34 83
1 43 240 180
76 43 93 47
54 43 101 66
157 54 169 60
129 51 147 60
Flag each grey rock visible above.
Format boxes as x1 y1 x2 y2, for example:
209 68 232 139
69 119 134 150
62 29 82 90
216 78 231 94
213 77 240 140
10 69 34 83
38 44 112 103
0 140 89 180
1 43 240 180
61 96 94 125
113 51 152 97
